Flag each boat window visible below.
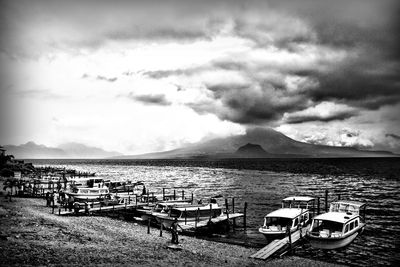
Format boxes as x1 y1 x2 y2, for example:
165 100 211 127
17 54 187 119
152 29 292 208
345 224 349 233
266 217 292 227
293 218 299 227
90 189 98 193
170 209 182 218
301 213 309 223
311 220 343 233
355 219 359 228
80 189 89 194
350 221 354 231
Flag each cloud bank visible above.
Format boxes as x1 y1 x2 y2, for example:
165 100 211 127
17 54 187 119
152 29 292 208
1 0 399 153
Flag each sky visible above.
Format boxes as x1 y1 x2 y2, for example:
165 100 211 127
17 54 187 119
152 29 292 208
0 0 399 154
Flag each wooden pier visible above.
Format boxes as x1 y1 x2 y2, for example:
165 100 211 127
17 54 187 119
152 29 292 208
250 227 308 260
56 201 151 216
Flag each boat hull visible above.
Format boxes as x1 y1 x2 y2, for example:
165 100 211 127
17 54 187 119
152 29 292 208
155 215 215 229
307 225 365 250
66 193 107 201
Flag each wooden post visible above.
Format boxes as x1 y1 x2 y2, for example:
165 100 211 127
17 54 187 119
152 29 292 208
244 202 247 231
147 218 151 234
147 191 149 204
287 224 292 254
225 199 230 231
232 198 236 230
58 206 61 215
152 192 154 203
184 208 187 225
128 196 131 204
163 188 165 201
191 193 193 204
182 190 184 200
325 190 328 212
195 208 200 230
160 219 163 237
338 194 341 201
173 190 176 200
209 204 212 221
317 197 320 215
52 204 55 214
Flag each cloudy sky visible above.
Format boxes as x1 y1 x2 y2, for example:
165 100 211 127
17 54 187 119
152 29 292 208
1 0 399 154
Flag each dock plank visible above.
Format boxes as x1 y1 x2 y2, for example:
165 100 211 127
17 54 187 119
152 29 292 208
250 227 307 260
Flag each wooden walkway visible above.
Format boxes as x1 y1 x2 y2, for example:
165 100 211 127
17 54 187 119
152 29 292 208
249 227 308 260
178 213 244 231
57 203 148 216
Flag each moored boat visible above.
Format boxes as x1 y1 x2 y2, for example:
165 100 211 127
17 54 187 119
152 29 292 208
259 196 315 240
138 200 193 221
154 201 223 229
306 200 366 249
66 187 110 201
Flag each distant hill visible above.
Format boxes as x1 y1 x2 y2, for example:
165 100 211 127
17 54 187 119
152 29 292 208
235 143 269 158
4 142 122 159
113 127 395 159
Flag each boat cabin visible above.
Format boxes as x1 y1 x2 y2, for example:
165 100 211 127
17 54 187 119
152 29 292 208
71 187 109 195
260 208 310 235
70 178 104 188
168 203 223 219
307 201 366 249
282 196 316 214
259 196 315 239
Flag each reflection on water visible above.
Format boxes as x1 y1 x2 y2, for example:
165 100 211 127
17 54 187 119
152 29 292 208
30 159 400 266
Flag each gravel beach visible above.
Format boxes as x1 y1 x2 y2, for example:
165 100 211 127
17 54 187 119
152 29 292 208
0 196 343 266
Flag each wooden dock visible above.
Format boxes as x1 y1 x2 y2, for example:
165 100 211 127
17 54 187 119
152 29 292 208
57 202 149 216
178 213 244 232
249 227 308 260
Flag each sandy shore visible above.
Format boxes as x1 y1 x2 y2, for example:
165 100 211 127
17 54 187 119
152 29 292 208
0 196 342 266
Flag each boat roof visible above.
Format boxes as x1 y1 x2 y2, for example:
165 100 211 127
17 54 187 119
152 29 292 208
173 203 220 211
265 208 305 219
282 196 315 202
313 212 358 224
330 201 366 208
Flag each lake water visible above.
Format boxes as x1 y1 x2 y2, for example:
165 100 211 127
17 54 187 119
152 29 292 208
28 158 400 266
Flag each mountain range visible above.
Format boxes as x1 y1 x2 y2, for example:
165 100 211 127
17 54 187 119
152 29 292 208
3 128 395 159
114 128 395 159
3 142 122 159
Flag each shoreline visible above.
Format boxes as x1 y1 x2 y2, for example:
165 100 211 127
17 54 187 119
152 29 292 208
0 195 343 266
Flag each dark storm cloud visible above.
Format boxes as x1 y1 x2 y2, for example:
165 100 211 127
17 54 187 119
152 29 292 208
2 0 400 127
127 93 171 106
192 84 310 124
386 133 400 140
284 111 358 124
304 61 400 110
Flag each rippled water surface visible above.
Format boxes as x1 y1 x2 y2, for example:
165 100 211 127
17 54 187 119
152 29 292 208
30 159 400 266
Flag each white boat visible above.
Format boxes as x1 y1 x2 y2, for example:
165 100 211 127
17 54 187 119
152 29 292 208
259 196 315 240
138 200 192 221
69 178 104 188
306 201 366 249
154 201 223 229
66 187 110 201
